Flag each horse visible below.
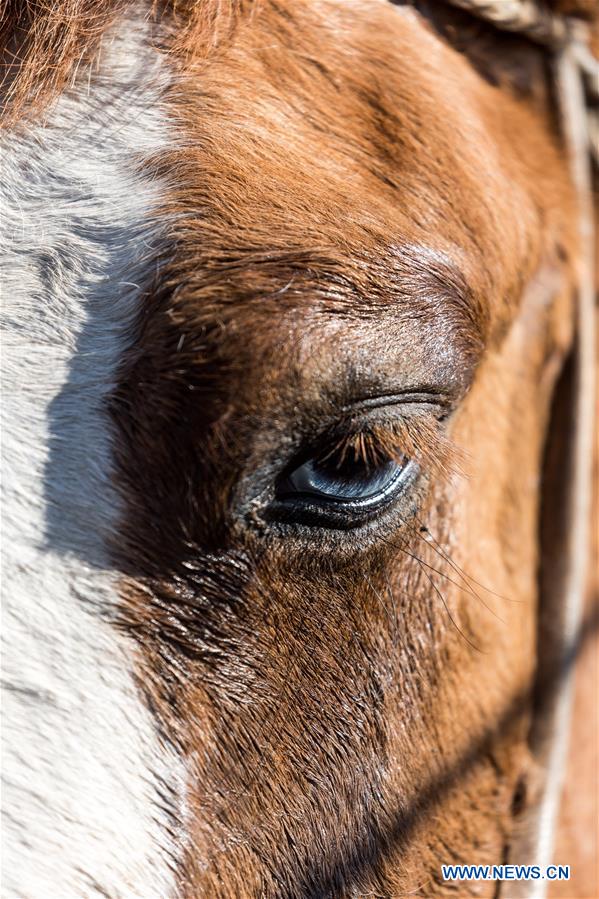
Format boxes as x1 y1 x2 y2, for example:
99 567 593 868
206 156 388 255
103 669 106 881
1 0 596 896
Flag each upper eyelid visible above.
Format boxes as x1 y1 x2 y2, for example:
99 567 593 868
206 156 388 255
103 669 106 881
281 401 455 482
337 388 456 417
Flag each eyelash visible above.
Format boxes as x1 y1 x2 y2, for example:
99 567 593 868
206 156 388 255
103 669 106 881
317 415 458 480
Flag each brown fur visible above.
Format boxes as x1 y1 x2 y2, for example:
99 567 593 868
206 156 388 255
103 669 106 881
3 1 595 896
2 0 595 122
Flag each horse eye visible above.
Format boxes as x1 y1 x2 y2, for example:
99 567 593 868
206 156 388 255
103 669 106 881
276 445 408 510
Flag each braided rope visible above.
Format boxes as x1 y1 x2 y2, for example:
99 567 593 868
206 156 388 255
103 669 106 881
445 1 598 166
447 0 569 45
529 38 597 881
442 0 597 883
573 30 599 167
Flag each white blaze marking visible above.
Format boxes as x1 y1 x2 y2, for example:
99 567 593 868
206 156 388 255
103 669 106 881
1 19 185 899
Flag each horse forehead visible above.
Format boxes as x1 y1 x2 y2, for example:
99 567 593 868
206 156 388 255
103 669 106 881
162 1 537 346
175 12 493 216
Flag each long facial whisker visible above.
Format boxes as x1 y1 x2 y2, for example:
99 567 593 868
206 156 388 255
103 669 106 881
384 534 502 622
405 524 506 625
413 515 521 604
380 534 485 653
364 571 399 660
384 567 401 656
415 559 485 654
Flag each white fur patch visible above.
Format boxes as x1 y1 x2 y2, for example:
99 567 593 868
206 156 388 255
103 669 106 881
1 19 185 899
